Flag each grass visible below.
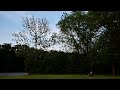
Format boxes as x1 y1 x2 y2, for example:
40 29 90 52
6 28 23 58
0 74 120 79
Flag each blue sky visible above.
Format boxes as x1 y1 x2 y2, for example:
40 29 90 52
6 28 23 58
0 11 71 50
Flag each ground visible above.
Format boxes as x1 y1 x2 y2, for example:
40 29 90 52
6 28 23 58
0 74 120 79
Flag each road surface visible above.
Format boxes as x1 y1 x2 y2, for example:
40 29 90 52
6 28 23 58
0 72 28 76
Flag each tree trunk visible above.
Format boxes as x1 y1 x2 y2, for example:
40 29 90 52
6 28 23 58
35 37 37 61
112 63 115 76
91 64 92 72
35 49 37 61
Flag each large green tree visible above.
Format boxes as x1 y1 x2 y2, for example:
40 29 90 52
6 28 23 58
89 11 120 76
57 11 100 73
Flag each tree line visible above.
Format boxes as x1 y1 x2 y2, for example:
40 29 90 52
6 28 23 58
1 11 120 75
1 43 119 74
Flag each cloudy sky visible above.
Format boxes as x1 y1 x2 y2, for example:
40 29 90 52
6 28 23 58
0 11 71 50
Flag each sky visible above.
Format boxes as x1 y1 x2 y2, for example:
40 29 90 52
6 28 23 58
0 11 71 50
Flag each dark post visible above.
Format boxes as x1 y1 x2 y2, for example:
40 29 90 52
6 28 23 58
112 63 115 76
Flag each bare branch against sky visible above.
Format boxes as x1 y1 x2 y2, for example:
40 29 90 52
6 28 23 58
0 11 71 50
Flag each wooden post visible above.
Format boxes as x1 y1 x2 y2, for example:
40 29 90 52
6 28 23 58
112 63 115 76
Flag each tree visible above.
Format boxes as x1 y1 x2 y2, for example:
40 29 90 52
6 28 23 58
57 11 97 53
89 11 120 76
12 16 51 62
57 11 99 73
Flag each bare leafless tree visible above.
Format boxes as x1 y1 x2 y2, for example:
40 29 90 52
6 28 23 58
12 16 51 61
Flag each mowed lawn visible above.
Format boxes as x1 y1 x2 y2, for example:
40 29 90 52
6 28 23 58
0 74 120 79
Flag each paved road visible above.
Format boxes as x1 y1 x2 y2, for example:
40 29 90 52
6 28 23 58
0 72 28 76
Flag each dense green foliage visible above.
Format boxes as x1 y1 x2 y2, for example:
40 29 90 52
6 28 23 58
0 42 120 75
0 43 25 72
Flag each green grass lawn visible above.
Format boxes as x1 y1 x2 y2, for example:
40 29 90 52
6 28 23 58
0 74 120 79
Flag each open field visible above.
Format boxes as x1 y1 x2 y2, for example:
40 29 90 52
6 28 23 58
0 74 120 79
